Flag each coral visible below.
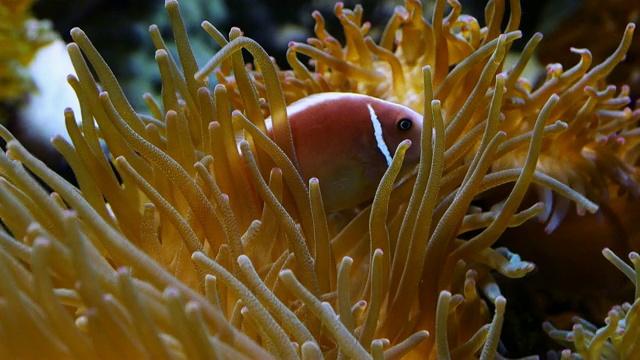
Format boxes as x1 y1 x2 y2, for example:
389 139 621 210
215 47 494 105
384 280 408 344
0 0 57 104
0 0 636 358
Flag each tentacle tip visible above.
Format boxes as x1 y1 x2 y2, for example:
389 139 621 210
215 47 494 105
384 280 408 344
32 238 50 248
543 222 559 235
191 251 205 261
50 134 66 143
69 27 84 38
155 49 168 58
279 269 294 278
163 287 181 298
5 139 19 151
340 256 354 265
541 321 553 332
114 156 127 165
62 209 78 219
194 71 207 82
65 43 78 53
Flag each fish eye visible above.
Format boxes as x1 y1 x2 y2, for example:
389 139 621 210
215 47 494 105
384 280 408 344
397 118 412 131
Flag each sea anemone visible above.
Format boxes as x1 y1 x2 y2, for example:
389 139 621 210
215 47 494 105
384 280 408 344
220 0 640 234
537 0 640 102
544 248 640 359
0 0 636 358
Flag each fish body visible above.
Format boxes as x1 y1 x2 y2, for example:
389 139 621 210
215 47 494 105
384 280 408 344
272 92 424 211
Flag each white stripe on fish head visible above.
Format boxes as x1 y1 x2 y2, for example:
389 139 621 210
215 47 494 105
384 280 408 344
366 103 393 167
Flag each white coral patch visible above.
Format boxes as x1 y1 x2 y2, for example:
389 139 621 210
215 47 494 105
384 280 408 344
18 38 81 144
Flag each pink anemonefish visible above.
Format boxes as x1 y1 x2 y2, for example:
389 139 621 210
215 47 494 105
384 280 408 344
267 92 424 212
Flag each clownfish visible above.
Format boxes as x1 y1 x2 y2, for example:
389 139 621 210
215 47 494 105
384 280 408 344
274 92 424 212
